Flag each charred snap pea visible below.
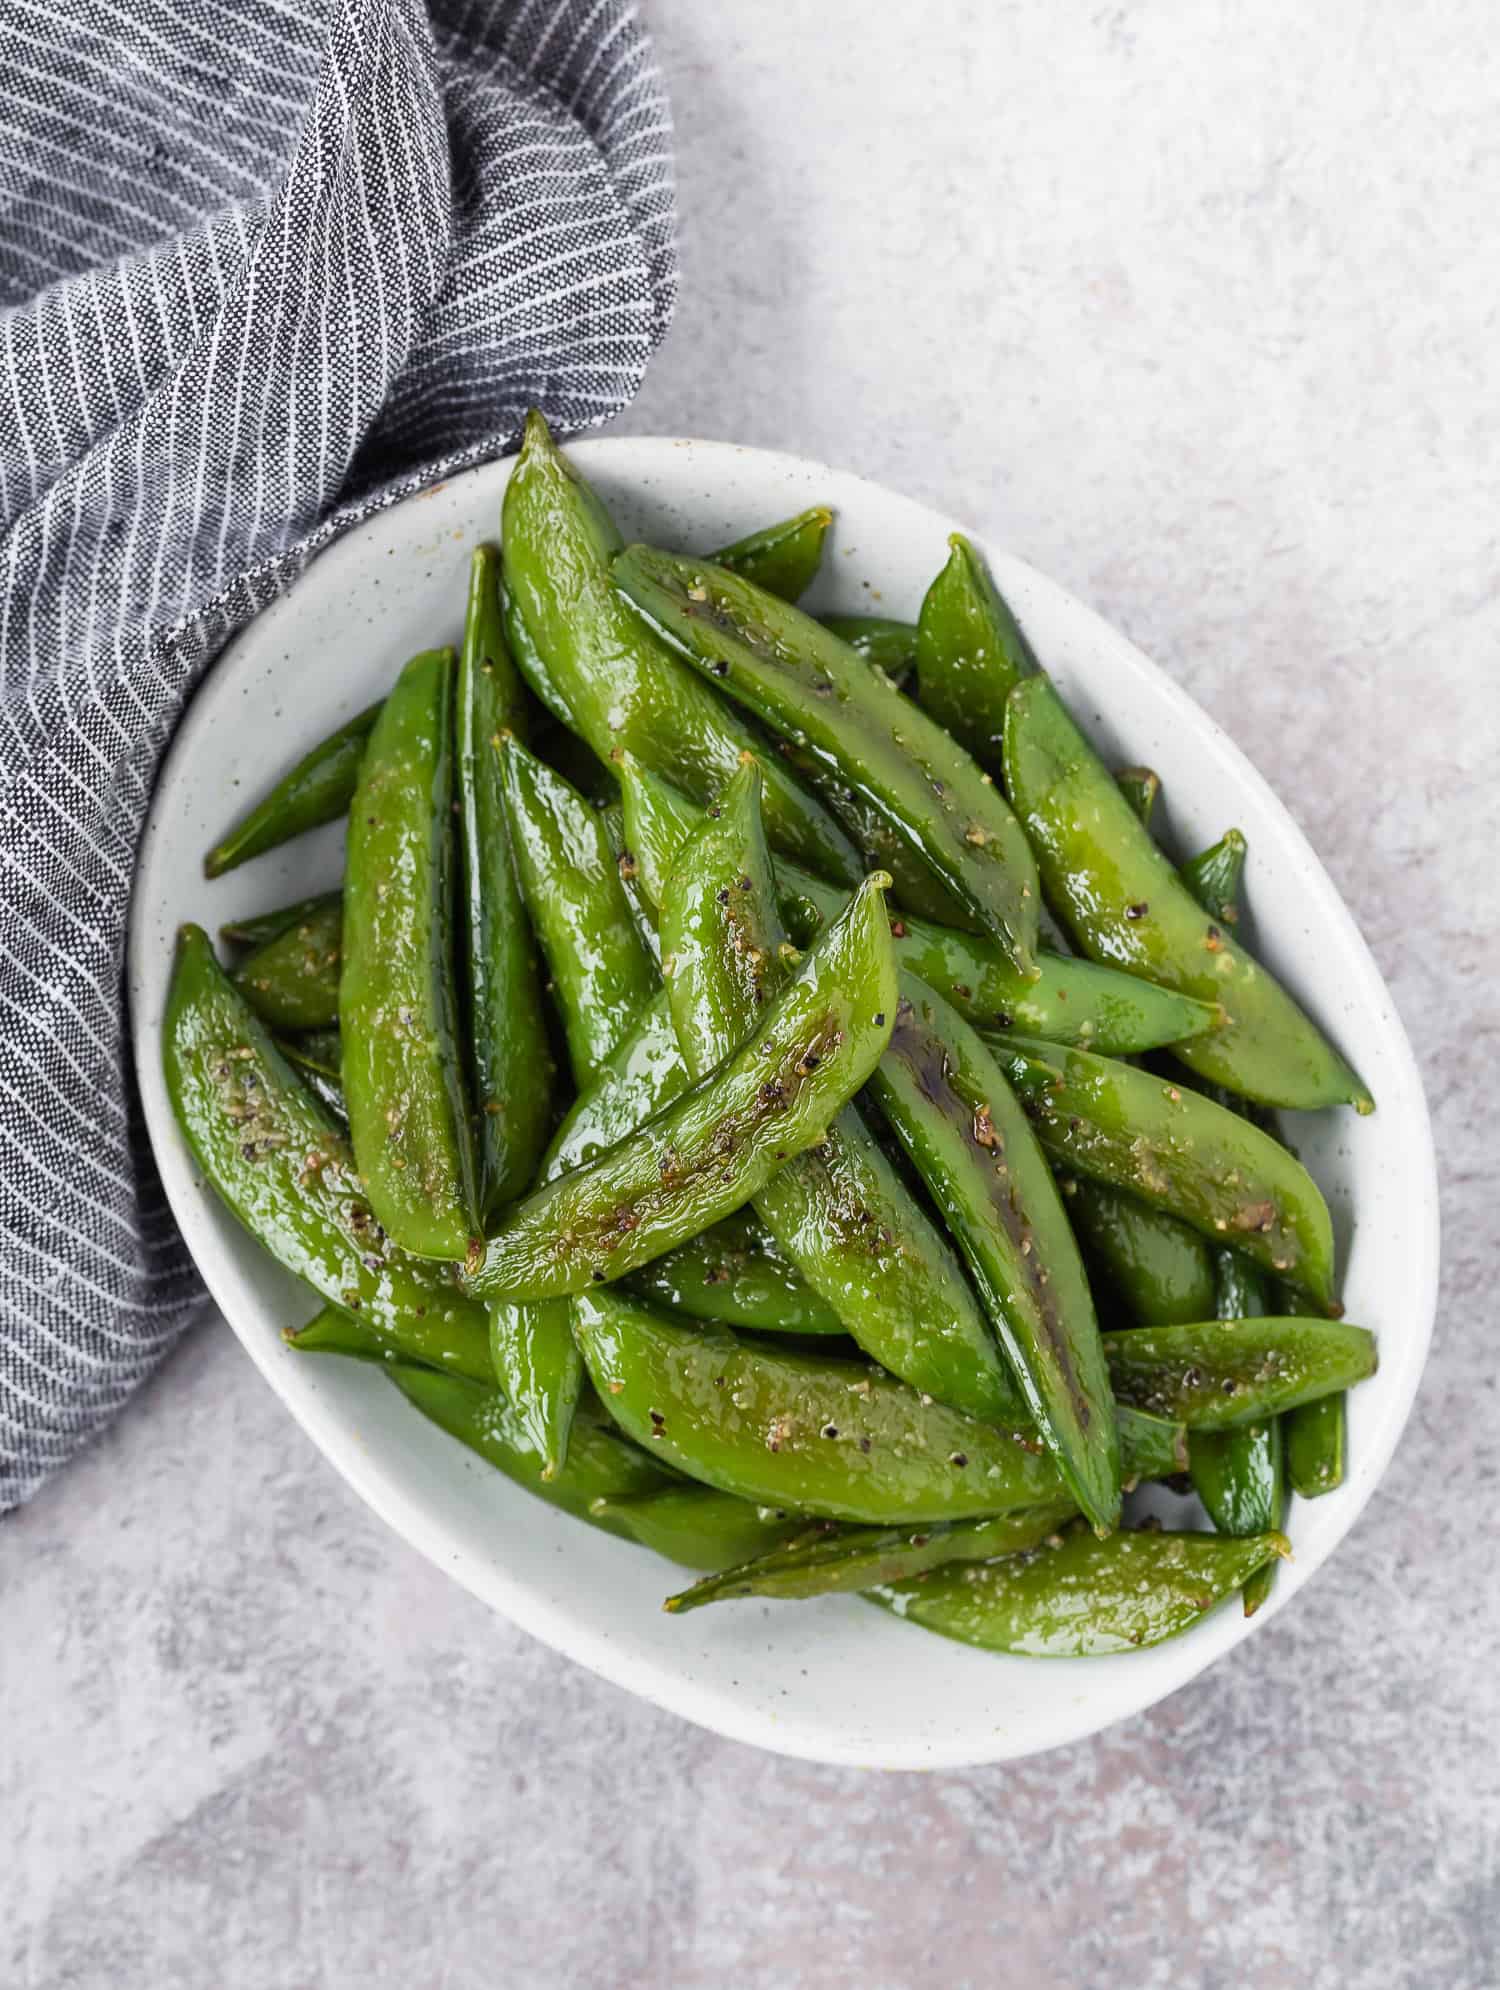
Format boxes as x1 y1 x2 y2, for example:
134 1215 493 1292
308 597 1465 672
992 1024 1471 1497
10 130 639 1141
661 760 1021 1423
629 1209 845 1335
818 615 919 686
713 507 832 602
619 753 1216 1056
468 875 898 1300
613 544 1042 972
1004 674 1372 1112
501 411 859 884
221 890 343 952
204 704 379 878
1062 1178 1216 1327
986 1036 1337 1305
231 893 342 1031
285 1302 492 1383
457 546 554 1213
165 927 490 1367
499 733 658 1087
868 977 1121 1534
341 647 480 1262
915 533 1036 771
573 1289 1182 1525
487 1300 582 1479
871 1524 1289 1656
1104 1317 1376 1427
592 1486 810 1571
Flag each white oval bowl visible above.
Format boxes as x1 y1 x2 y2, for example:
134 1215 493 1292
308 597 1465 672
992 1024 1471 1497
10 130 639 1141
129 438 1438 1770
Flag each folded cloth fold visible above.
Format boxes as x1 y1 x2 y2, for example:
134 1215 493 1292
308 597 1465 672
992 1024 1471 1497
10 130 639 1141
0 0 676 1510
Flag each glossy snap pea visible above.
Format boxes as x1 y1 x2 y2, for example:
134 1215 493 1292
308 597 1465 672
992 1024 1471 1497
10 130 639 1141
661 760 1021 1423
869 976 1120 1533
231 893 342 1031
1003 674 1372 1112
1104 1317 1375 1427
502 411 859 884
1116 766 1161 830
573 1289 1181 1524
613 544 1042 972
662 1505 1075 1612
915 533 1036 771
498 734 658 1087
164 926 489 1359
713 507 832 602
284 1302 492 1382
592 1486 809 1570
1062 1178 1216 1327
278 1034 346 1125
469 875 897 1300
341 647 479 1262
629 1209 845 1335
1180 828 1247 930
819 615 918 686
220 890 342 952
619 752 1215 1056
600 800 662 968
986 1036 1337 1304
457 545 555 1213
204 704 379 877
1281 1285 1347 1498
487 1300 582 1478
870 1524 1289 1656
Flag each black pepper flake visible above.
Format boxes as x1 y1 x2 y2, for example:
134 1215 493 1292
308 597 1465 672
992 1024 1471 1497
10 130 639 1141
716 886 730 905
712 661 729 677
1125 901 1149 920
873 1011 886 1026
858 1436 872 1454
890 919 908 938
821 1423 839 1439
950 1451 968 1468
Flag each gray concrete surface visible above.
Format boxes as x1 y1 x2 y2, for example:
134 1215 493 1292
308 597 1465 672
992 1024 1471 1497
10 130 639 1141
5 2 1497 1984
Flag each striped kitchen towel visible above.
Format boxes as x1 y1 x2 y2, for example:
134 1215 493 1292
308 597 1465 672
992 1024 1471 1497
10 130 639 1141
0 0 676 1510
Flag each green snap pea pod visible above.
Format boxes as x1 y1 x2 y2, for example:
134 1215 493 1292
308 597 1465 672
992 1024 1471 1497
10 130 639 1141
664 761 1022 1422
868 976 1120 1533
601 800 663 968
818 615 918 686
284 1302 492 1383
203 704 380 878
629 1209 845 1334
663 1504 1076 1612
545 991 686 1174
781 755 979 929
341 648 480 1262
1180 828 1247 930
1003 674 1372 1112
231 894 342 1031
501 573 578 730
573 1289 1183 1524
487 1300 582 1478
914 533 1037 771
1104 1317 1375 1427
618 752 1216 1056
279 1025 342 1082
502 410 859 884
614 544 1041 973
1061 1178 1216 1326
871 1524 1289 1656
498 734 658 1087
712 507 832 602
457 545 555 1214
164 926 490 1358
220 890 343 952
469 875 898 1300
1281 1285 1347 1498
388 1364 681 1533
986 1035 1337 1304
1116 766 1161 830
591 1486 811 1570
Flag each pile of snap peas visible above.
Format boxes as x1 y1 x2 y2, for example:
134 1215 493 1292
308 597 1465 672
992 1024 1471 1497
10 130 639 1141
166 412 1379 1660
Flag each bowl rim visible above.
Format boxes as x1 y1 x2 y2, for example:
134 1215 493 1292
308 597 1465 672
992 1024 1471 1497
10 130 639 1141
130 433 1440 1769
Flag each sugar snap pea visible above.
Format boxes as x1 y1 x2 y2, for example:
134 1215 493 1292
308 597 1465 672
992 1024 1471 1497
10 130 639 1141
986 1035 1337 1304
1281 1285 1347 1498
284 1302 492 1382
1004 674 1372 1112
502 411 859 884
231 893 342 1031
613 544 1042 972
661 761 1021 1422
592 1486 810 1570
341 647 479 1262
573 1289 1182 1524
164 926 489 1359
629 1210 846 1335
870 1523 1289 1656
498 733 657 1087
220 890 342 952
915 533 1037 771
457 545 555 1213
713 507 832 602
663 1504 1075 1612
204 703 380 878
868 976 1120 1532
1104 1317 1375 1426
1062 1178 1216 1326
1116 766 1161 830
487 1300 582 1478
278 1034 346 1125
1180 828 1247 930
468 875 898 1300
818 615 918 686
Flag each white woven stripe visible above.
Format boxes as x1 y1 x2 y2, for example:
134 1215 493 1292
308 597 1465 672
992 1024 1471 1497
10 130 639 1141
0 0 676 1509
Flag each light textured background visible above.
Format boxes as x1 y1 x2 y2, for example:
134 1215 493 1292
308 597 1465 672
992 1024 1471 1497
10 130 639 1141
4 2 1496 1984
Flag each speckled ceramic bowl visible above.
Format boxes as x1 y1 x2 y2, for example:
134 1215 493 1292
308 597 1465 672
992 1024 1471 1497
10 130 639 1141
129 438 1438 1769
